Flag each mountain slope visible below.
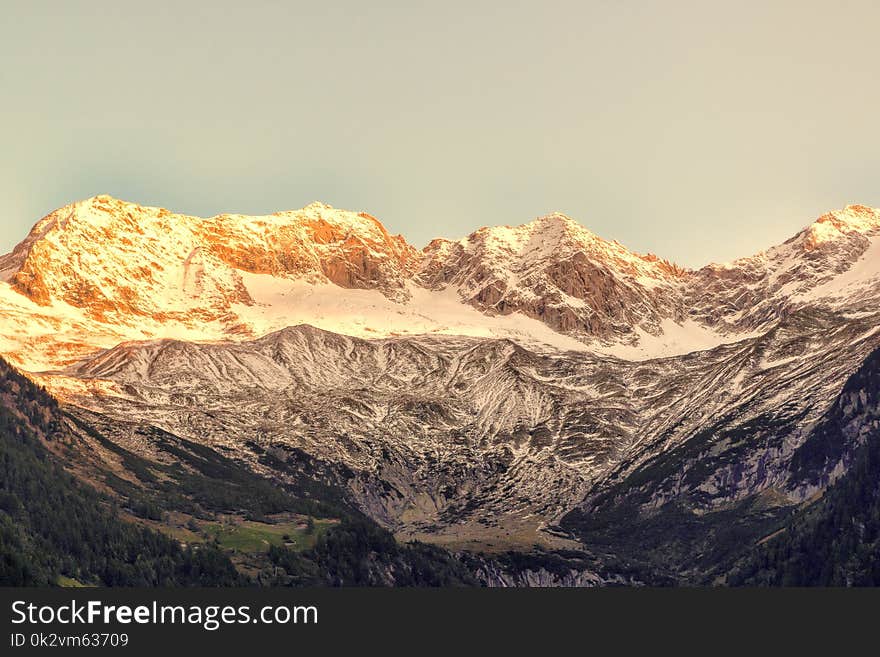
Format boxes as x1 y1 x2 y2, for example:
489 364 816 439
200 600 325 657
0 356 244 586
727 347 880 585
687 205 880 334
560 345 880 584
0 355 486 587
42 303 880 551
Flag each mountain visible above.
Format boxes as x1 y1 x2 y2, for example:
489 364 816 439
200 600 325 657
45 307 880 552
0 196 423 370
2 196 880 584
1 196 418 310
417 213 687 339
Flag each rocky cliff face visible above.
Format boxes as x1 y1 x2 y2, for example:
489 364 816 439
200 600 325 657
192 203 419 301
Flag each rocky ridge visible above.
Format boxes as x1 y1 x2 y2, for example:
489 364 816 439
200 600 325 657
2 197 880 372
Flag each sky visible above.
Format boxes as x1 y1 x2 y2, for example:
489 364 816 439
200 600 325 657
2 1 879 267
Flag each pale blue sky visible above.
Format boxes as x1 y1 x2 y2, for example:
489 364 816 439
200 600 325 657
2 1 879 266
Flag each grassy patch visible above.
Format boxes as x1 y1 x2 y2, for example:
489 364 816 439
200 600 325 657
56 575 88 587
200 518 334 554
157 524 205 544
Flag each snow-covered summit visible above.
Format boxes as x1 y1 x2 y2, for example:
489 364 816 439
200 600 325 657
417 210 687 341
2 194 419 308
804 204 880 242
1 197 880 371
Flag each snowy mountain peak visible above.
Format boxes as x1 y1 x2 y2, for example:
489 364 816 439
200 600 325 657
416 211 690 342
301 200 334 211
801 204 880 249
528 211 587 232
2 195 421 308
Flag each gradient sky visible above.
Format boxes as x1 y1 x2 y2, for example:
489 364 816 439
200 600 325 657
2 1 879 267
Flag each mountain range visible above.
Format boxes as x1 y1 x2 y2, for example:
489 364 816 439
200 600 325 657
2 195 880 585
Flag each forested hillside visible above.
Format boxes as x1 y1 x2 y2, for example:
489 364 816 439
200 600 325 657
730 427 880 585
0 358 243 585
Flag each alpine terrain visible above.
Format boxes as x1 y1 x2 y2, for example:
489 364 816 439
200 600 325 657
3 195 880 586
